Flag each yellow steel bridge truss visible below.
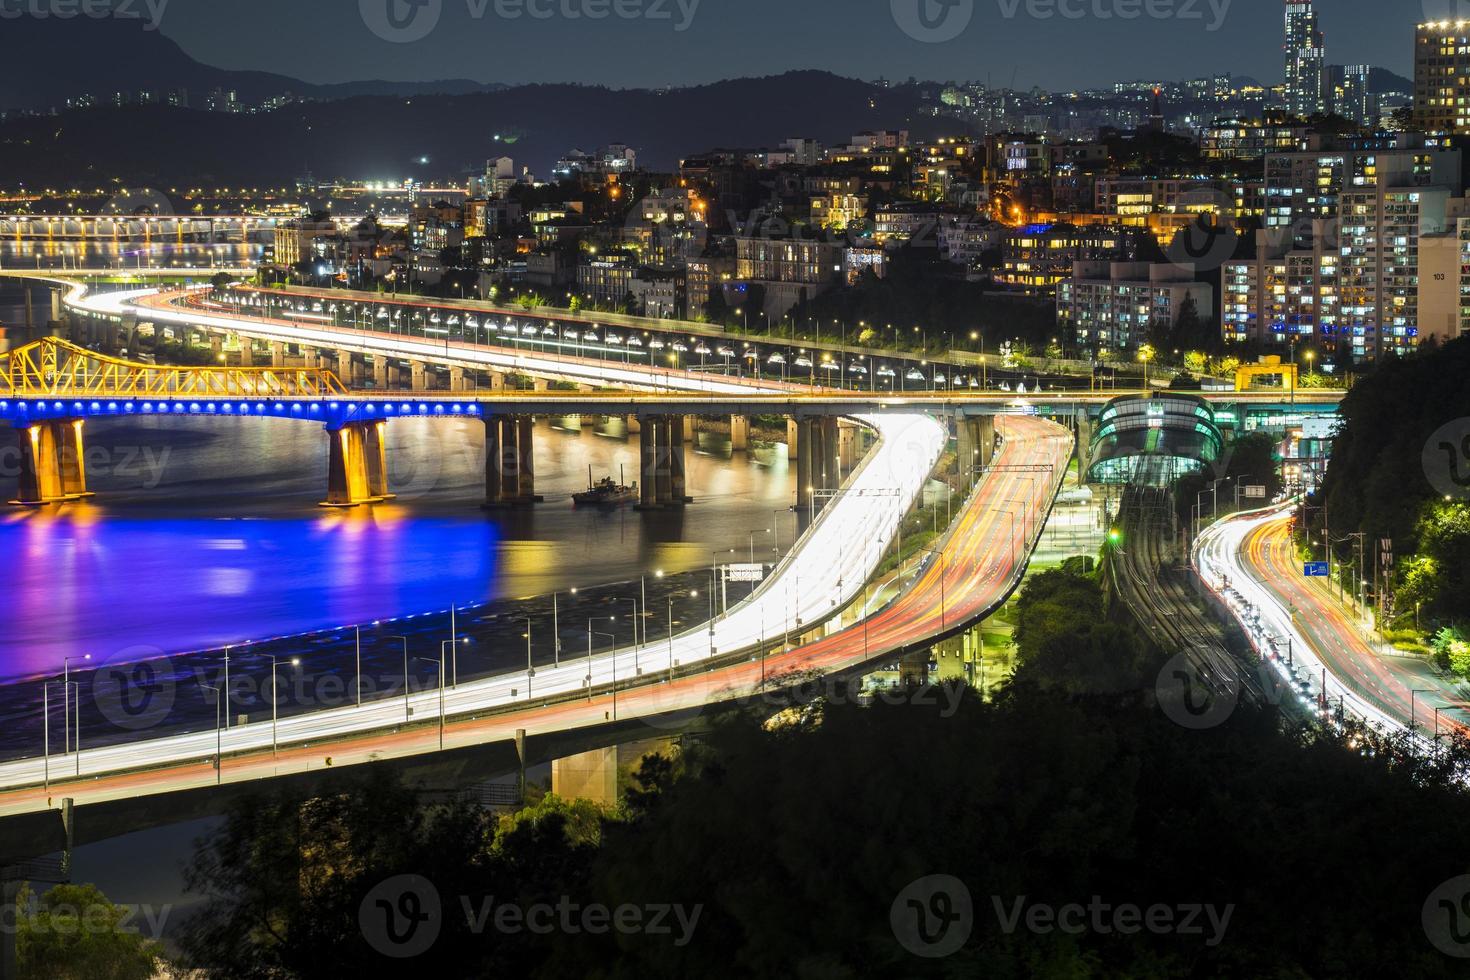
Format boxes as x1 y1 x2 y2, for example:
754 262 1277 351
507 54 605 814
0 338 347 398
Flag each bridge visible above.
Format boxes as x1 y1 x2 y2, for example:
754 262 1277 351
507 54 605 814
0 275 1340 825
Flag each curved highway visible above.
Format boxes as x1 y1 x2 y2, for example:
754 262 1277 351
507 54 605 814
0 281 1070 811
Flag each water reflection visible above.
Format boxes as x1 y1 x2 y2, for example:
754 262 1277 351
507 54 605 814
0 414 796 679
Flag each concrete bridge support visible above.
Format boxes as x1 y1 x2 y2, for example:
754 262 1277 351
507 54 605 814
10 419 93 506
551 746 618 805
795 415 844 512
730 414 750 452
626 415 641 435
238 340 254 368
410 361 429 391
449 367 467 392
786 418 799 461
271 342 286 369
322 421 392 508
955 415 997 486
210 335 223 360
484 416 541 507
637 415 691 509
373 358 390 390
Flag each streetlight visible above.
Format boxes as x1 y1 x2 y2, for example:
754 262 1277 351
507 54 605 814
265 655 300 758
201 684 223 785
62 654 91 754
1410 689 1435 734
918 545 950 631
417 656 446 750
748 527 772 564
587 616 617 702
442 638 468 690
521 617 534 698
390 635 411 723
666 590 698 682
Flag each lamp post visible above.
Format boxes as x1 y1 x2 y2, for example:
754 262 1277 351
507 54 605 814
748 527 772 565
223 646 233 727
666 590 697 682
390 635 411 723
1410 689 1435 734
265 655 300 758
521 617 534 698
416 657 446 750
587 616 617 702
918 546 949 631
618 598 642 675
201 684 223 785
62 654 90 754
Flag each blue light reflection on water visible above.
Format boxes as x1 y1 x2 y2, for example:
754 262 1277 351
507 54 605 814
0 507 501 679
0 405 796 680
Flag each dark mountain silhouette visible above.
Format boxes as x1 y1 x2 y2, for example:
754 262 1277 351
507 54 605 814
0 72 940 185
0 17 501 113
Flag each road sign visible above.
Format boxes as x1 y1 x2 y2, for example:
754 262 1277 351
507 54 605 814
1244 485 1267 499
725 563 766 583
1304 562 1329 577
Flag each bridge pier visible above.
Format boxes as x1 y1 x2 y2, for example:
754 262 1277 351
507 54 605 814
10 419 93 506
484 416 541 508
270 342 286 369
796 417 815 511
551 746 618 805
410 361 429 391
820 416 840 498
322 421 393 508
955 415 997 486
730 414 749 452
373 357 390 390
238 340 254 368
786 418 799 461
636 414 690 509
449 366 467 392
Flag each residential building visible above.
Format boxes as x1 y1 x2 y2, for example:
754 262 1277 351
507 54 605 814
1285 0 1326 117
1057 261 1213 356
999 223 1142 293
1415 20 1470 132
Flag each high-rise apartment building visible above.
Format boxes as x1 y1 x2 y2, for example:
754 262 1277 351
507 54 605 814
1284 1 1326 117
1415 21 1470 132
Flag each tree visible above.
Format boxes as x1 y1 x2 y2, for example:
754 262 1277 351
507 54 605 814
16 883 164 980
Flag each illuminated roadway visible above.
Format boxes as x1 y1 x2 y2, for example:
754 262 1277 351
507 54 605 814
1195 506 1466 741
0 279 1071 812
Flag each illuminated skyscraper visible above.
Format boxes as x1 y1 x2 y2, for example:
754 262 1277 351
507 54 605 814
1284 0 1326 117
1415 21 1470 133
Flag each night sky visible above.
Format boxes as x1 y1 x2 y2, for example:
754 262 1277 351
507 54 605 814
146 0 1418 90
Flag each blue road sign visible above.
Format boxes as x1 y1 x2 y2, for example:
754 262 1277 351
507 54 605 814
1304 562 1330 577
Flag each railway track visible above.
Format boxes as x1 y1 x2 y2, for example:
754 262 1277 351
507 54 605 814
1109 482 1272 707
